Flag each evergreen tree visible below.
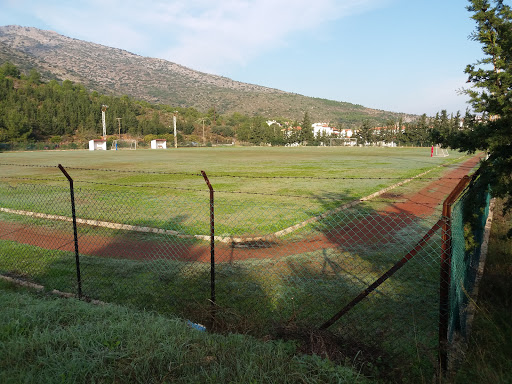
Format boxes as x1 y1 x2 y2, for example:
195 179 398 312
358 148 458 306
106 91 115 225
355 120 374 146
438 0 512 231
300 112 313 144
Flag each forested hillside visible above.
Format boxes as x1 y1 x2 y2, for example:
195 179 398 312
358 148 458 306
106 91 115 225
0 25 414 125
0 62 463 148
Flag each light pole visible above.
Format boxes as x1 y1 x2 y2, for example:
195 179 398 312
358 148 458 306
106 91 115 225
201 118 205 146
173 111 178 149
101 105 108 139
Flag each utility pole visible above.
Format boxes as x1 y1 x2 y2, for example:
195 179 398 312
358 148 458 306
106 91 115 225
173 112 178 149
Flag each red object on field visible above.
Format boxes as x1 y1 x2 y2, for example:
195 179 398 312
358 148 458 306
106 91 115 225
431 145 434 157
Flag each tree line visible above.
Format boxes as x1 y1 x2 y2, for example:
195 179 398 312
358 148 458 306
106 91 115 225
0 61 465 147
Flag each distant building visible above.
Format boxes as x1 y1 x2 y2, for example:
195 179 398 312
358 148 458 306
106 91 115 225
312 123 339 137
89 139 107 151
151 139 167 149
281 126 301 138
266 120 282 127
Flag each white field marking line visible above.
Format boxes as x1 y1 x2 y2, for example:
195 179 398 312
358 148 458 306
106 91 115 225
270 163 448 239
0 158 464 244
0 274 106 305
0 207 211 242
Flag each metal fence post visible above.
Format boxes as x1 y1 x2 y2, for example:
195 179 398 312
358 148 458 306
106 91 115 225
58 164 82 299
201 171 215 314
439 175 470 374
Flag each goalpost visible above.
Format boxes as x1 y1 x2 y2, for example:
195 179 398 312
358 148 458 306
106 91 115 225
329 137 357 146
432 145 449 157
110 140 137 150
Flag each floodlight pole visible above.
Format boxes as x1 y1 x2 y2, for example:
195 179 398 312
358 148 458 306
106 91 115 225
101 105 109 139
173 112 178 149
201 118 206 146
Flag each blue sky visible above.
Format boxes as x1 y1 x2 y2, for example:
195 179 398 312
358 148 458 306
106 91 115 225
0 0 488 116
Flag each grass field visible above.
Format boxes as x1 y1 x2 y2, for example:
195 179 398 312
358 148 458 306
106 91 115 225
0 146 461 191
0 146 466 235
0 146 475 382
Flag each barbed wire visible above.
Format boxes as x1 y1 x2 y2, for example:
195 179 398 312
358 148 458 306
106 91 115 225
0 162 474 180
0 163 57 169
64 166 203 177
0 176 64 183
0 178 449 206
0 163 203 177
74 180 206 193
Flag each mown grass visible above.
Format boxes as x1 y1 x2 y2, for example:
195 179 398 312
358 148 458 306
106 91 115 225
0 146 465 199
0 147 471 237
452 199 512 383
0 279 369 384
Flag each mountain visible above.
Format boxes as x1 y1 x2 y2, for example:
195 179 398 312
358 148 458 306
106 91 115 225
0 25 413 125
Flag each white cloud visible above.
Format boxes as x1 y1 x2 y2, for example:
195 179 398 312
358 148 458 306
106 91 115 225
157 0 388 72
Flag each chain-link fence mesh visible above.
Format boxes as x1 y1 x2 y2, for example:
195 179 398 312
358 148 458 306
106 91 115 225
0 165 493 381
449 179 492 342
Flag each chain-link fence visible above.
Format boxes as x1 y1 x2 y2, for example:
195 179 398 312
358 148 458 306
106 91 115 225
0 164 492 381
445 173 492 371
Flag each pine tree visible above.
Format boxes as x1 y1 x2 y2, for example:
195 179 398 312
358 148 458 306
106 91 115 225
300 112 313 144
439 0 512 230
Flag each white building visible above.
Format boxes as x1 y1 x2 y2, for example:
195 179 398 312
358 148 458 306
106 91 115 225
266 120 282 127
89 139 107 151
312 123 340 137
151 139 167 149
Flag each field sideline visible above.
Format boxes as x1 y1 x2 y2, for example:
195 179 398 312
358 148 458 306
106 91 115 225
0 146 462 191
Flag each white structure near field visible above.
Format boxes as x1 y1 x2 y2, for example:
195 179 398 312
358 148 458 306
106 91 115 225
151 139 167 149
312 123 340 137
88 139 107 151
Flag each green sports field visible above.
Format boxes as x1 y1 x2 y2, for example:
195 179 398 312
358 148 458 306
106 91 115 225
0 146 473 380
0 146 461 191
0 146 465 236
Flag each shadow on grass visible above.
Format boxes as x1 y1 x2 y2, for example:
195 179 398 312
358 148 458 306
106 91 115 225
0 186 444 382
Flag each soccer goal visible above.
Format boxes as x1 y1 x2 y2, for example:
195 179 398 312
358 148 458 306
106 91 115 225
129 140 137 150
329 137 357 146
432 145 449 157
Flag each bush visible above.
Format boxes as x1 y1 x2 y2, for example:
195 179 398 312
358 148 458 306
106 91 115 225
212 126 234 137
143 134 158 144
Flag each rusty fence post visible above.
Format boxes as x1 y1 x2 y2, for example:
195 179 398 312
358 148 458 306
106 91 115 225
58 164 82 299
438 175 470 374
201 171 216 316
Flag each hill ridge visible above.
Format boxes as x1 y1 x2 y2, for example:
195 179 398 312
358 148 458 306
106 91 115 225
0 25 412 124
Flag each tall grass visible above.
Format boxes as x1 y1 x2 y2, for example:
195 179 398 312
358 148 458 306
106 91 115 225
0 280 368 384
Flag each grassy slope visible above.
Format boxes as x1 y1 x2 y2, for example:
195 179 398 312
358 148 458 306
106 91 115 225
0 279 368 384
453 199 512 383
